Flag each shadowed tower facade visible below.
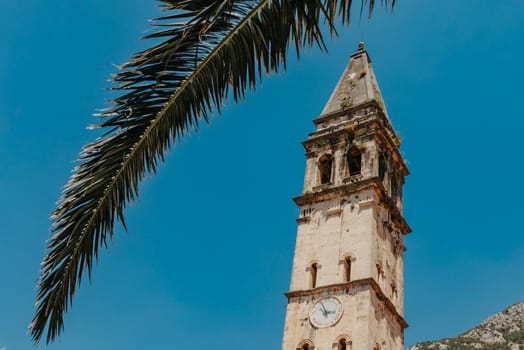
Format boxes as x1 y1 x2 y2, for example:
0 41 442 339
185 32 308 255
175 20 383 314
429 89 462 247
281 44 411 350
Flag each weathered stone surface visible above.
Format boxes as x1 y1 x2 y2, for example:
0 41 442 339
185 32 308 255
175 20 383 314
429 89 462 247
408 300 524 350
281 43 409 350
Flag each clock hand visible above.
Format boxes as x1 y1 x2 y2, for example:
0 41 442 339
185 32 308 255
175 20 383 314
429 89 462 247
320 302 328 316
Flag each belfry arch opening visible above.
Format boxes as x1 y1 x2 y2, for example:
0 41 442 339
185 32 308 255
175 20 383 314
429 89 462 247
347 147 362 176
339 339 348 350
318 154 333 185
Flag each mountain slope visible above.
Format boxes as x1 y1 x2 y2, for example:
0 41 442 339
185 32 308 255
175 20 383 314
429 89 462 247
409 300 524 350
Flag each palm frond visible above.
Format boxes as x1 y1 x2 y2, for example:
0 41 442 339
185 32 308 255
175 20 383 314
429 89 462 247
30 0 394 344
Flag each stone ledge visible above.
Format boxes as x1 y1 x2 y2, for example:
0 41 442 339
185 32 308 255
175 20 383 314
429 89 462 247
326 208 343 217
313 101 378 126
294 178 412 235
296 217 311 224
285 278 408 329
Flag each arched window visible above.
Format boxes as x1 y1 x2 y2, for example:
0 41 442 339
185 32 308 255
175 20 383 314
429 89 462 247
318 155 333 185
333 336 351 350
343 257 352 282
373 343 381 350
347 147 362 176
298 340 314 350
310 263 319 288
378 154 387 181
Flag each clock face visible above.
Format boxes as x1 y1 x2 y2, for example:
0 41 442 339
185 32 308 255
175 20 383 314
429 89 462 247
309 296 343 328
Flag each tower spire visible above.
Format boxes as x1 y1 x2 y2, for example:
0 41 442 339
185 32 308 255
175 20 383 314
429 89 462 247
321 43 388 119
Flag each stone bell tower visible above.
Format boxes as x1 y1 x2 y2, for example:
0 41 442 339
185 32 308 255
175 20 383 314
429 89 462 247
281 43 411 350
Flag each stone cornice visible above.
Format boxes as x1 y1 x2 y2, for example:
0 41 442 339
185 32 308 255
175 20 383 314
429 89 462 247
313 101 377 126
313 101 400 147
293 178 412 235
294 178 376 204
306 109 376 142
285 278 408 329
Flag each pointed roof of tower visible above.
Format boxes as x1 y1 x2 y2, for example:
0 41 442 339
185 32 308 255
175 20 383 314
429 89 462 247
321 43 388 118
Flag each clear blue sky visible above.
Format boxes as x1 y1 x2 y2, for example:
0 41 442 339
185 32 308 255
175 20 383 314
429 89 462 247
1 1 523 349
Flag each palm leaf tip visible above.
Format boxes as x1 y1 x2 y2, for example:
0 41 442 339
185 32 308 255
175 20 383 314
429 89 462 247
30 0 390 344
